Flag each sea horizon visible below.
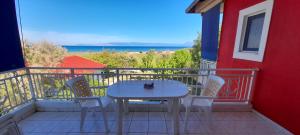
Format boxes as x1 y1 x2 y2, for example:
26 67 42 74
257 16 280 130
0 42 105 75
63 45 191 52
62 43 192 52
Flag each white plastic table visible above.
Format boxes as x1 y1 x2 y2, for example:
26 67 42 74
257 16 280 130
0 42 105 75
107 80 188 135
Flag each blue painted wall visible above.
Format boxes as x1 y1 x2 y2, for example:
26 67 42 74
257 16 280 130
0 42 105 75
201 4 220 61
0 0 25 72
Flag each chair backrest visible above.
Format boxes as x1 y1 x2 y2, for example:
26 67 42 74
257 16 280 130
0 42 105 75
65 76 92 97
41 77 58 97
42 77 56 87
201 75 225 97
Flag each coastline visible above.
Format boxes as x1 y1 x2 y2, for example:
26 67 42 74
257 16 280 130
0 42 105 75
68 50 179 56
62 45 191 53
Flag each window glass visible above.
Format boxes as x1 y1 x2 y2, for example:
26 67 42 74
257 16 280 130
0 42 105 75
242 13 265 51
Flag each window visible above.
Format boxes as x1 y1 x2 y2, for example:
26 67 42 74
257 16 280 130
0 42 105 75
242 13 265 51
233 0 273 62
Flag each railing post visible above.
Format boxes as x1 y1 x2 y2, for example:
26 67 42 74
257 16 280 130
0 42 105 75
162 69 165 80
207 69 211 76
116 69 120 82
247 69 258 104
25 68 36 101
70 68 75 78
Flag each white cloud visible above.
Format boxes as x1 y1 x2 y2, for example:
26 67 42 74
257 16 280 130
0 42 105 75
23 30 132 45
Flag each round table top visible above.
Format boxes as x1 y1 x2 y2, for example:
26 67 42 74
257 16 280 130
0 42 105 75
107 80 188 99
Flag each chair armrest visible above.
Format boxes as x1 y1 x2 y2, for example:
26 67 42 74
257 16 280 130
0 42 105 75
74 96 101 103
75 96 106 108
190 96 215 106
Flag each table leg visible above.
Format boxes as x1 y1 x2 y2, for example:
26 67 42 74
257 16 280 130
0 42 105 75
172 98 180 135
168 99 173 113
116 99 123 135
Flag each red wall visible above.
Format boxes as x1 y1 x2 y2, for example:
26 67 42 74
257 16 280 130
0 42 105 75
217 0 300 134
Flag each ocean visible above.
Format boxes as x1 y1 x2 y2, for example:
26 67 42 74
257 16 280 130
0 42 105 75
62 45 191 52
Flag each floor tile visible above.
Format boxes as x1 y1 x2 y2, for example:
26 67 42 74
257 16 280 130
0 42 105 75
129 121 148 133
127 133 145 135
110 120 131 133
65 112 81 120
88 120 111 132
108 112 117 121
203 121 229 134
148 120 167 133
31 121 59 132
24 133 53 135
179 121 209 134
66 133 83 135
51 121 74 133
19 121 41 132
85 112 104 121
123 112 133 120
47 133 68 135
180 112 201 121
132 112 148 121
149 112 165 121
164 112 173 121
148 133 168 135
18 111 287 135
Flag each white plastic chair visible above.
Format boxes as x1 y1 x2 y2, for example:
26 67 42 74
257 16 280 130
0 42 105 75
41 77 59 97
181 75 225 132
66 76 113 132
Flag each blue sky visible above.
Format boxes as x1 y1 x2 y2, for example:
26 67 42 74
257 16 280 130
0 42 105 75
16 0 202 45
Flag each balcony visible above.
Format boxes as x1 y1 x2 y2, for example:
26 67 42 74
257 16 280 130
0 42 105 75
0 67 290 135
17 111 284 135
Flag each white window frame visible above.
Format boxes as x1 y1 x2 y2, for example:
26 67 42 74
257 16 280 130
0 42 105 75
233 0 274 62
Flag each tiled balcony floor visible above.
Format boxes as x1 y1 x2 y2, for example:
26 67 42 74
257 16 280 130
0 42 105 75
18 111 287 135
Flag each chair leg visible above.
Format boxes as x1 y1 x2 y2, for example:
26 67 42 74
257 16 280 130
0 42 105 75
183 106 191 133
207 107 213 127
80 107 88 131
102 109 110 133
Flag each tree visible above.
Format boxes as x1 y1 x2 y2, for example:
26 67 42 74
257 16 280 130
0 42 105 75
156 54 172 68
84 51 140 68
170 49 192 68
141 50 156 68
191 33 201 69
24 40 67 67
